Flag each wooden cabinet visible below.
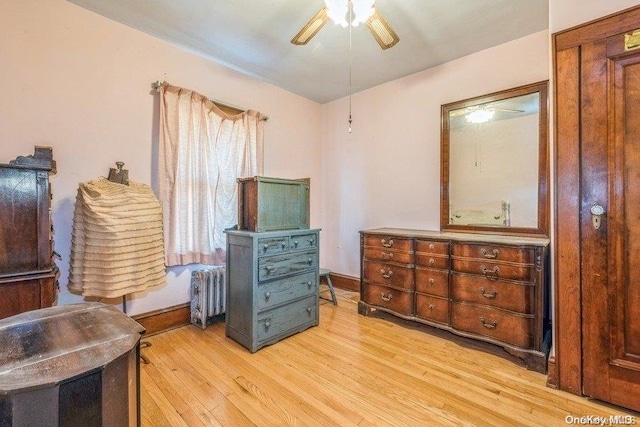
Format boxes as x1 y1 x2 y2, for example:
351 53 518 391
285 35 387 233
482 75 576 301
359 228 550 372
225 228 320 352
0 147 58 319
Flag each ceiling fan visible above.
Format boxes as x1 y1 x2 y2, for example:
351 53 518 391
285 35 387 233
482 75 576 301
291 0 400 50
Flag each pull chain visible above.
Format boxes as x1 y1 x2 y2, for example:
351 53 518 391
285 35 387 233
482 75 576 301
348 0 353 133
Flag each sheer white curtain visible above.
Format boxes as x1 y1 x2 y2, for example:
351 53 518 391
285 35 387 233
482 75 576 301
158 83 264 266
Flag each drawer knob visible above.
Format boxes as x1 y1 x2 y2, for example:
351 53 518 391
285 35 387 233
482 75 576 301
428 278 435 285
307 281 312 288
309 238 315 245
429 304 435 310
265 292 271 300
480 265 499 278
381 238 394 248
429 243 435 250
479 287 498 299
263 243 269 250
307 307 312 314
281 242 286 248
265 265 275 273
307 258 313 264
428 258 435 266
380 292 393 302
264 319 271 329
481 248 499 259
293 240 299 246
380 268 393 279
480 317 498 329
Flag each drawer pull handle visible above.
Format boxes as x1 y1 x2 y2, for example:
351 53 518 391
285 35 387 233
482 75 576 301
263 244 269 250
480 317 498 329
429 243 435 250
380 268 393 279
428 278 435 285
381 238 394 248
381 292 393 302
429 304 435 310
293 240 299 247
265 292 271 300
479 287 497 298
480 265 499 278
281 242 286 248
264 319 271 329
265 265 275 273
309 238 315 245
307 258 313 265
307 307 313 314
307 281 313 288
381 251 394 260
428 258 435 266
481 248 499 259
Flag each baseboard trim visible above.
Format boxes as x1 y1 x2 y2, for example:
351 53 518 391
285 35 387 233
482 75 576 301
132 303 191 336
546 355 558 389
330 272 360 292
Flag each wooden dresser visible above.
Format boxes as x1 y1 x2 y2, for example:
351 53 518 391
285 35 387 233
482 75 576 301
0 147 58 320
360 228 550 372
225 228 320 352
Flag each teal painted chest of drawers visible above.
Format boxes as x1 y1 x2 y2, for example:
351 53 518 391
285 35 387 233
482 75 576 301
225 228 320 352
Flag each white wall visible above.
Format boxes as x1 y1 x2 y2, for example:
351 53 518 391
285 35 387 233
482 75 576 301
550 0 640 33
0 0 322 315
320 30 550 277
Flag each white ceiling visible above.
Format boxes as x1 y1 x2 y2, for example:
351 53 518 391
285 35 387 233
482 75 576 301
67 0 549 104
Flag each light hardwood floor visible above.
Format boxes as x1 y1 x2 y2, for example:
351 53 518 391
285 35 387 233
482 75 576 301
140 290 638 426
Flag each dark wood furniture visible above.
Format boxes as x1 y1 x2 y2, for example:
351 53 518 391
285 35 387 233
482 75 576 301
0 147 58 319
0 302 145 426
554 5 640 411
359 228 550 372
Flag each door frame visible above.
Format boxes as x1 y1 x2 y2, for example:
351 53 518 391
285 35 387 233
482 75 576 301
553 4 640 395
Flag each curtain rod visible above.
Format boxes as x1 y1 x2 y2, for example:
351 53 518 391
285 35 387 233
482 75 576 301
153 81 268 121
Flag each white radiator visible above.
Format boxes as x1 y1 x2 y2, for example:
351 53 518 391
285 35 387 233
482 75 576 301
190 266 226 329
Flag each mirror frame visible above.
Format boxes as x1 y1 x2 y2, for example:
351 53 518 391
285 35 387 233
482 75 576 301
440 81 549 236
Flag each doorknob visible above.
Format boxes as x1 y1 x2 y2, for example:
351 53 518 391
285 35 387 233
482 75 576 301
590 203 605 230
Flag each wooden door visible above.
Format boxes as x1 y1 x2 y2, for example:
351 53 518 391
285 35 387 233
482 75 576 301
554 6 640 411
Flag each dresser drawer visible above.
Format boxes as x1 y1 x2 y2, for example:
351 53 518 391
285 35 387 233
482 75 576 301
450 302 534 348
415 240 449 255
451 258 534 282
290 233 317 250
257 271 317 312
450 273 534 314
258 250 317 281
415 294 448 324
363 247 414 264
258 236 289 255
415 267 448 298
415 253 449 269
363 235 413 252
257 296 317 343
363 260 413 290
362 283 413 316
452 243 534 264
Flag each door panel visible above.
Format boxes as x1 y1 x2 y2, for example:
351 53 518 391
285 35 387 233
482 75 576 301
581 33 640 411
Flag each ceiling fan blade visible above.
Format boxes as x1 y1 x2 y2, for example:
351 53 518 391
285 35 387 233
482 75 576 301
366 7 399 50
291 8 329 45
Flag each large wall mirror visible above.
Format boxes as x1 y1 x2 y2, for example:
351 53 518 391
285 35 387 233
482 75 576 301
441 81 549 235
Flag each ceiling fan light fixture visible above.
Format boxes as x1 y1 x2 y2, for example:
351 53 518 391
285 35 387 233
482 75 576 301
291 8 329 45
324 0 374 27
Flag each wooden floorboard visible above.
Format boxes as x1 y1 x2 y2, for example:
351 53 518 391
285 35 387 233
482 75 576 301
141 290 637 426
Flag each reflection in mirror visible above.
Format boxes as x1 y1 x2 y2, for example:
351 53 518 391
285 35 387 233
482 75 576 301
441 81 548 235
